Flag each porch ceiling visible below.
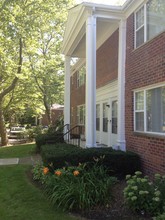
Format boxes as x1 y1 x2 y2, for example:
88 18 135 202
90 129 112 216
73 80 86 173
62 2 124 58
72 19 118 58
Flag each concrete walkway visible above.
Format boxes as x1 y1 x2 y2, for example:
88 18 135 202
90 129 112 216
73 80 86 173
0 154 42 166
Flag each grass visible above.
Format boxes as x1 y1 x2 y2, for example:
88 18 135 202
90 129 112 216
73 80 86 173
0 144 80 220
0 165 78 220
0 143 36 158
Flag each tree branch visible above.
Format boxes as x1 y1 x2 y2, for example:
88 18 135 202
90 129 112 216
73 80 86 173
0 38 23 99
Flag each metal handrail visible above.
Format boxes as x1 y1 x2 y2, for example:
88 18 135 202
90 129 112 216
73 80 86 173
56 125 82 147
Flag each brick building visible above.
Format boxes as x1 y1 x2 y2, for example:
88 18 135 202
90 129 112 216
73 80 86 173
62 0 165 176
41 104 64 126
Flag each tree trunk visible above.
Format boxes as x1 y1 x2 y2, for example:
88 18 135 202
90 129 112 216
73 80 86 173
43 94 52 125
0 100 8 146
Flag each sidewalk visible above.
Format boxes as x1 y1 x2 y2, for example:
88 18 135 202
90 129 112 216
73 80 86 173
0 154 42 166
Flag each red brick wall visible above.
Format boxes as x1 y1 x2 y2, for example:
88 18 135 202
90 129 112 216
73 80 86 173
70 30 119 131
70 72 86 132
41 109 63 126
125 13 165 176
96 30 118 88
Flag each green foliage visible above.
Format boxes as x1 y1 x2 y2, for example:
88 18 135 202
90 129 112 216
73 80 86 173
32 163 48 184
26 125 43 141
41 144 141 178
32 161 117 211
153 213 165 220
124 172 165 216
47 116 64 134
35 132 64 152
0 0 75 145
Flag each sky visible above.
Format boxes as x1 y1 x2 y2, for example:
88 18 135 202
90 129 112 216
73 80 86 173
75 0 128 6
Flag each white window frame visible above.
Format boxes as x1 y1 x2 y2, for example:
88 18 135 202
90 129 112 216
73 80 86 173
77 105 85 125
77 66 86 88
96 104 100 131
134 0 165 48
135 4 147 48
134 83 165 136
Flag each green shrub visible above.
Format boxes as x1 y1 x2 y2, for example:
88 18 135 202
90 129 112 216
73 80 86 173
124 172 165 216
153 213 165 220
35 133 64 152
32 161 117 211
26 126 43 142
41 144 141 178
32 163 48 184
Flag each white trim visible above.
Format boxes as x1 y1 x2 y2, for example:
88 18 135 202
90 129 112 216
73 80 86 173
96 81 118 147
64 56 71 138
71 58 86 76
62 0 148 57
85 14 97 148
133 81 165 92
77 104 85 125
134 84 165 136
117 19 127 151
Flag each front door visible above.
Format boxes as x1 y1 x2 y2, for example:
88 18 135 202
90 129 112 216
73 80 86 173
96 99 118 147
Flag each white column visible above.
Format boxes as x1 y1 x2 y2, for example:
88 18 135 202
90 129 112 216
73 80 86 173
64 56 71 137
117 19 126 151
85 15 97 147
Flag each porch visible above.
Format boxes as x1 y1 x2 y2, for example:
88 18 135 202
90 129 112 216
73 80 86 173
62 2 127 151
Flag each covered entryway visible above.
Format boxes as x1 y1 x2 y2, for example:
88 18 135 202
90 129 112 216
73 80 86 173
96 82 118 147
62 2 127 151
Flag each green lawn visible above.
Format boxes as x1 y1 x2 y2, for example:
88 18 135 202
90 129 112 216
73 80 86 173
0 144 80 220
0 165 78 220
0 143 36 158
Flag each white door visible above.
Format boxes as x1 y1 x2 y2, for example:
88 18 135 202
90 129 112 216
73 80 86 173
110 99 118 147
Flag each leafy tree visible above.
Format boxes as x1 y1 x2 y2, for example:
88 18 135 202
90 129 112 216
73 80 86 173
0 0 74 146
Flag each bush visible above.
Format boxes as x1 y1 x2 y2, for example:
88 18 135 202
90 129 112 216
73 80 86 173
32 161 117 211
26 126 43 142
153 213 165 220
32 163 48 184
124 172 165 216
41 144 141 178
35 133 64 152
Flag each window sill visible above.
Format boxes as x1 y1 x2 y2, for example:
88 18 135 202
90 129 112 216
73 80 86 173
133 131 165 139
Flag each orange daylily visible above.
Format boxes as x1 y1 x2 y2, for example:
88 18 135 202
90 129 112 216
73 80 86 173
73 170 80 176
43 167 49 175
55 170 62 176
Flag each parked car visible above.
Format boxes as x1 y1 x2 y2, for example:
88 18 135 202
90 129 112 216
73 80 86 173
8 127 26 139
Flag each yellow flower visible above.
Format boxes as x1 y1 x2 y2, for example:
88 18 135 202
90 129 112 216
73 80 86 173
55 170 62 176
43 167 49 175
73 170 80 176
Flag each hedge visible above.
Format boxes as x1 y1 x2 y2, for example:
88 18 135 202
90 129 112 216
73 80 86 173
41 143 141 178
35 133 64 152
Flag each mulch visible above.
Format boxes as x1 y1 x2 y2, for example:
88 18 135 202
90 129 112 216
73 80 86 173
78 181 153 220
26 167 153 220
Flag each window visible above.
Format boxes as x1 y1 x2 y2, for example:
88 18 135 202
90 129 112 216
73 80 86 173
96 104 100 131
112 100 118 134
135 0 165 48
77 105 85 125
135 6 145 48
103 102 108 132
134 85 165 134
77 66 86 87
